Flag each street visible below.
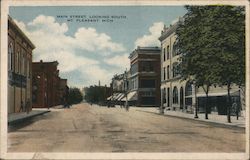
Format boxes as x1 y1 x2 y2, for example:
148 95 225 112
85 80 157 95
8 102 245 152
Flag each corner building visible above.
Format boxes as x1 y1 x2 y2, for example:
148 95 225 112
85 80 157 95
8 16 35 114
129 47 161 107
159 18 241 114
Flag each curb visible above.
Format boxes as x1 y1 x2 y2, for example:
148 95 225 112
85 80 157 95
136 109 245 129
8 110 51 125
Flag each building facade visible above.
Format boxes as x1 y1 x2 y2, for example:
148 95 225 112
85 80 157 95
128 46 161 107
159 19 241 114
107 73 126 105
8 16 35 114
32 60 64 108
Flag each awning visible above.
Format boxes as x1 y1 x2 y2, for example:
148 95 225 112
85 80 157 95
121 91 137 101
117 93 125 101
106 96 112 100
115 93 124 100
185 90 240 98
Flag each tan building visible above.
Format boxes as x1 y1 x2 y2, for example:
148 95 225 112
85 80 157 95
8 16 35 114
159 18 241 115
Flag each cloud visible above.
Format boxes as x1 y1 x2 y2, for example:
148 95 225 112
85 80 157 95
74 28 125 53
104 54 130 69
134 22 164 48
14 15 127 87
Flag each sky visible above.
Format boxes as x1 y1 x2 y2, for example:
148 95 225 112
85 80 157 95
9 6 187 88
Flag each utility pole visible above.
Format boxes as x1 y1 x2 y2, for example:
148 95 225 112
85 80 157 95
124 69 128 111
194 81 199 118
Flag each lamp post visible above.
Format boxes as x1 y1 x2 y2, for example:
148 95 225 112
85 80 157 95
193 81 199 118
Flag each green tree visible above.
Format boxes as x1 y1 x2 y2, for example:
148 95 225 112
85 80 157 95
206 6 245 122
176 6 245 122
84 85 110 104
68 87 83 105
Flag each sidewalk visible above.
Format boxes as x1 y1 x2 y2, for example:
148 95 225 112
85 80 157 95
135 107 245 128
8 108 51 125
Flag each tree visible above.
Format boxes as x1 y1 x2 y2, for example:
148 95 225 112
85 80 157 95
84 85 111 105
68 87 83 105
176 6 219 119
206 6 245 122
176 6 245 122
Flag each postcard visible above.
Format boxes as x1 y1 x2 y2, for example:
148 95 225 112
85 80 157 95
1 0 249 159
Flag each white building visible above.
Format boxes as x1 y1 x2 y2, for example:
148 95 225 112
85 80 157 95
159 18 242 115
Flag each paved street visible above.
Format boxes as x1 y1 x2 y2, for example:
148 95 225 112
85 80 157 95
8 102 245 152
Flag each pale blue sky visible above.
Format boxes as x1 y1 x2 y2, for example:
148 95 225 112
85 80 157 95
9 6 187 87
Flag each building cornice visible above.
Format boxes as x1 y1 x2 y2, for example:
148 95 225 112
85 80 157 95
8 15 35 50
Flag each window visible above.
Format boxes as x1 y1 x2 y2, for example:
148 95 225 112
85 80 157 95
16 50 20 73
173 87 178 104
163 67 166 80
173 40 179 56
22 52 25 75
141 91 155 97
131 63 138 75
167 45 170 59
163 48 166 61
8 42 14 71
140 79 155 88
167 88 170 107
185 82 192 96
163 88 166 104
167 65 170 79
141 61 154 72
172 63 179 78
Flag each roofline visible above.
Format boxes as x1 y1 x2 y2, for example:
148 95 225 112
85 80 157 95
8 15 36 49
32 61 59 66
129 46 161 59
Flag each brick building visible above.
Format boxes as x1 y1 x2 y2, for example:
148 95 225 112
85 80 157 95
128 46 161 107
32 60 65 108
8 16 35 114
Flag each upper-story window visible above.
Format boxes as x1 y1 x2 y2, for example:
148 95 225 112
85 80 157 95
141 61 154 72
130 63 138 75
167 65 170 79
167 45 170 60
163 67 166 80
8 42 14 71
22 51 25 75
16 50 20 73
172 62 180 78
172 40 179 57
185 81 192 96
140 79 155 88
163 48 166 61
